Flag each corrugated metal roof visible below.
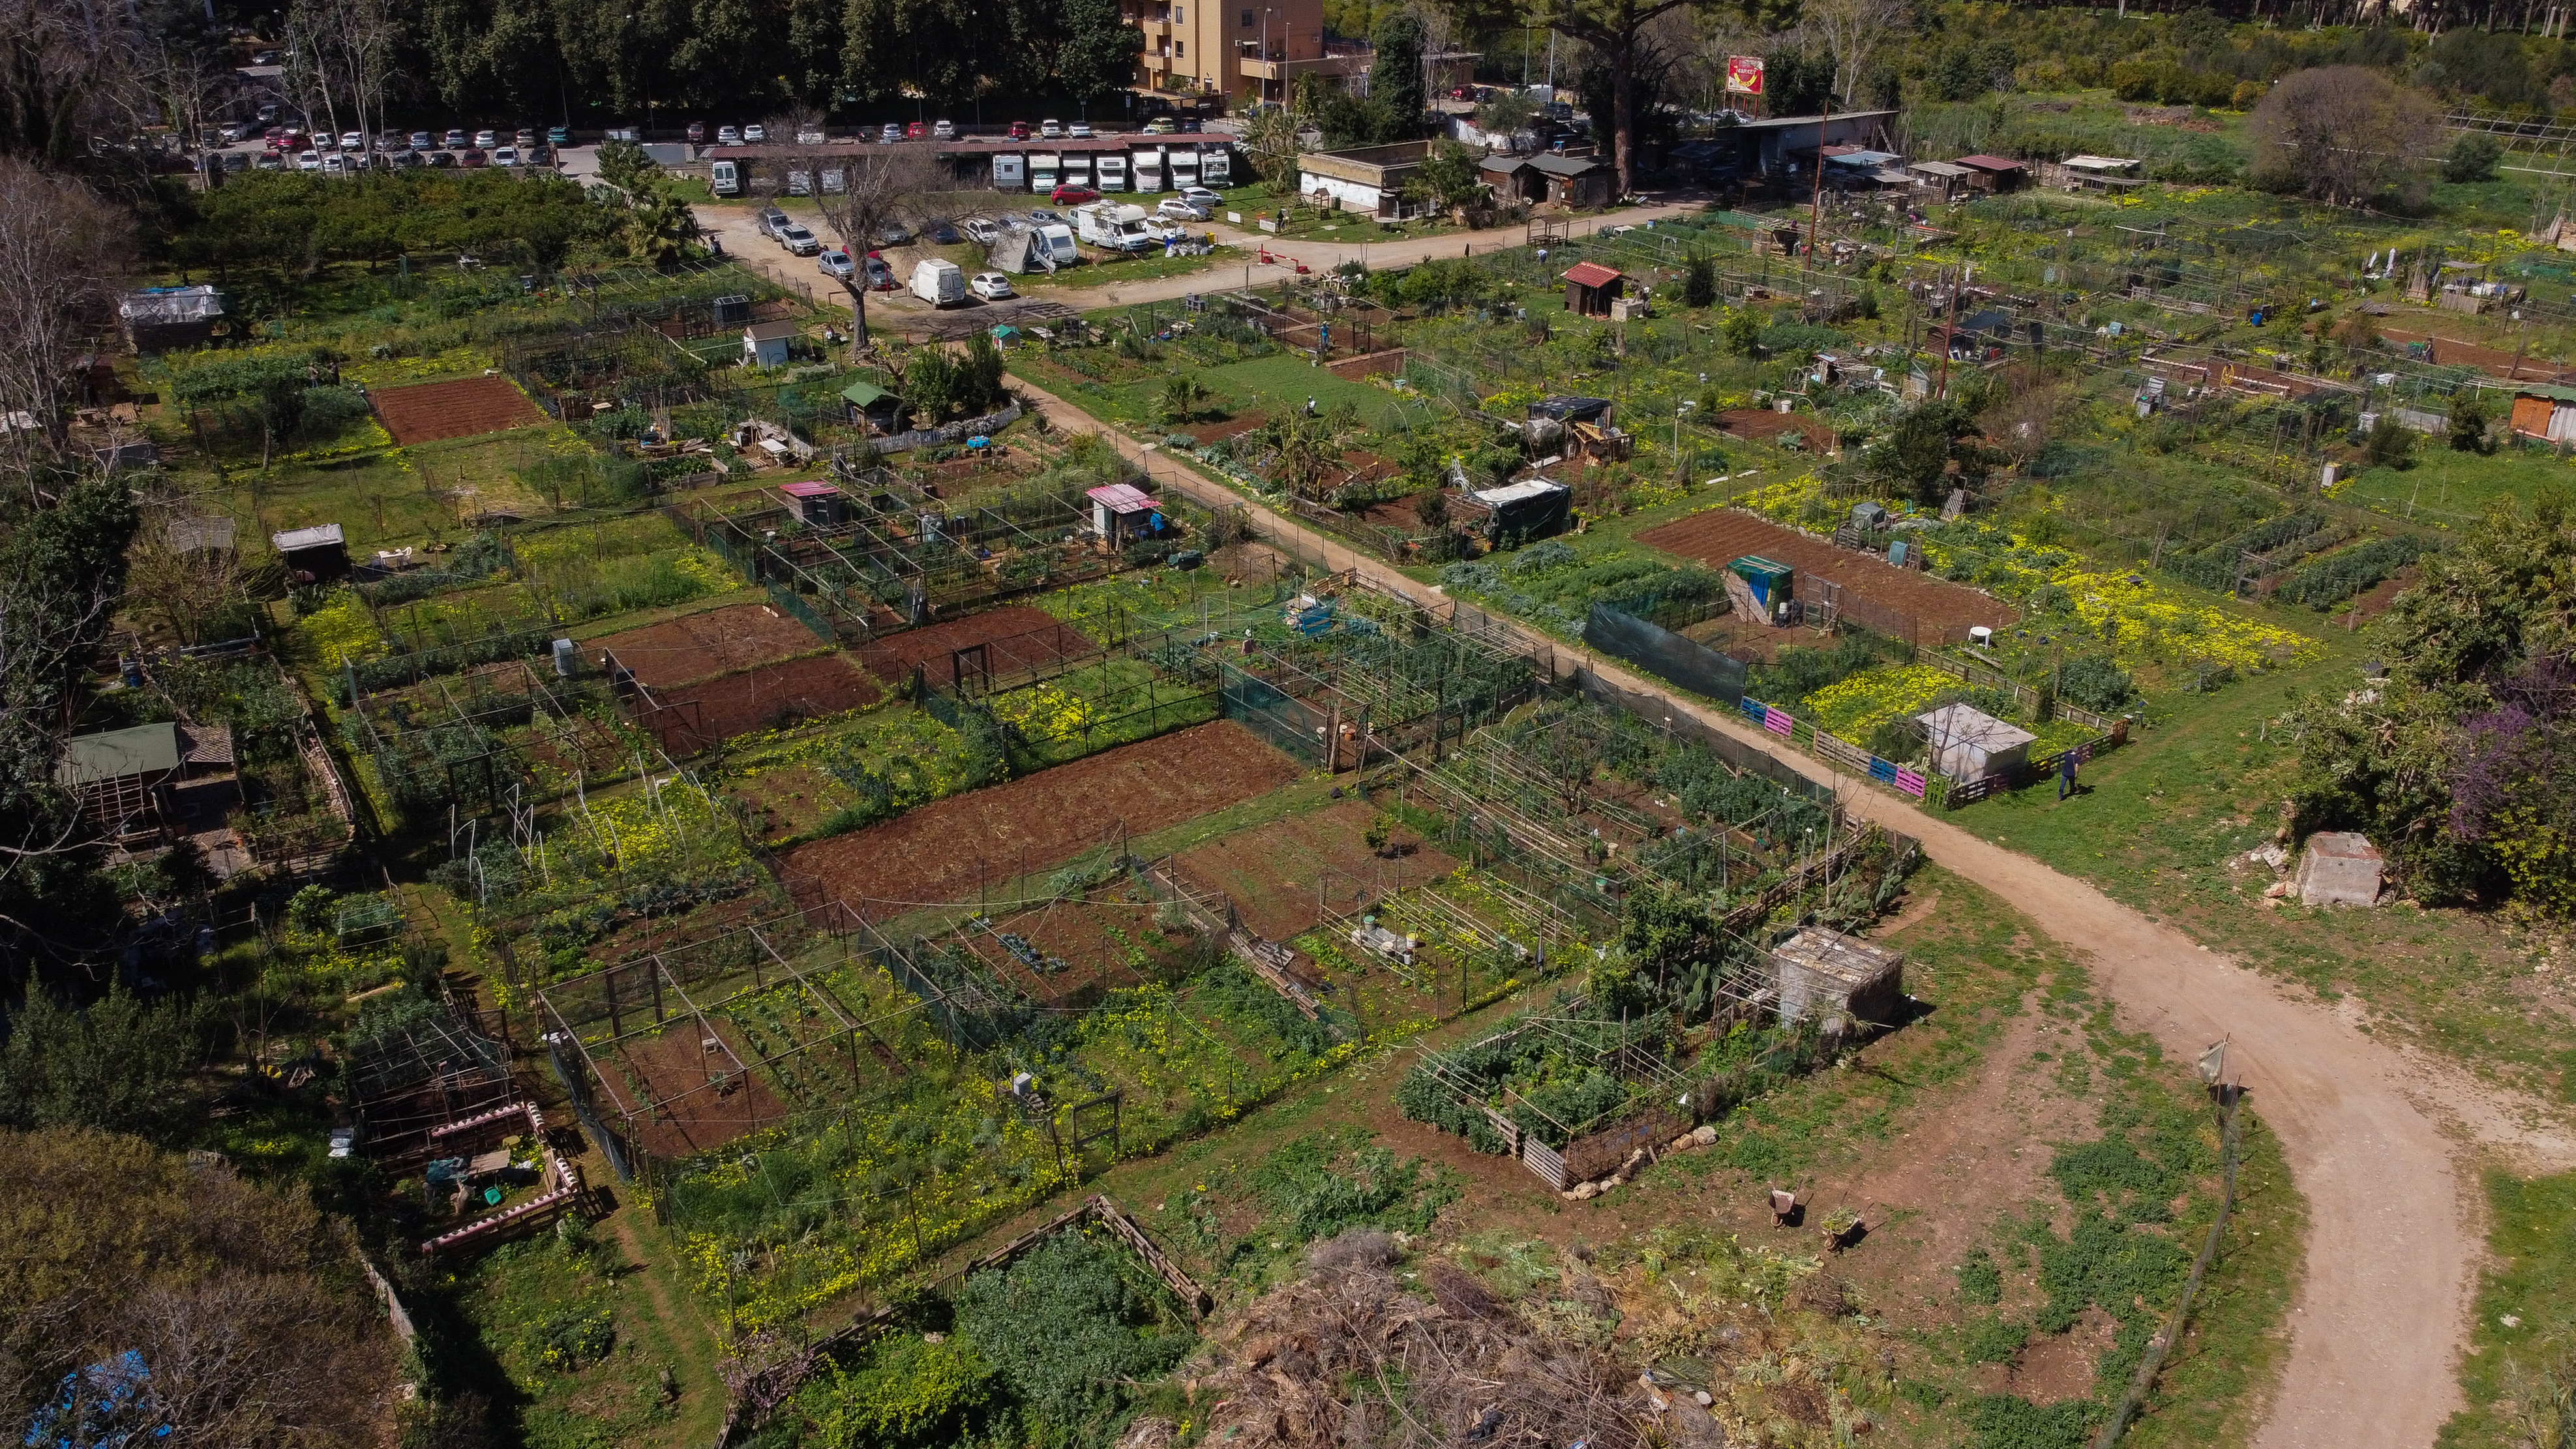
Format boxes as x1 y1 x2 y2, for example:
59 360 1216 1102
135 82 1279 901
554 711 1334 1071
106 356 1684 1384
1529 152 1604 177
57 723 181 786
841 380 897 406
272 523 344 552
1953 154 2026 172
1470 479 1568 506
781 480 841 497
1910 160 1971 177
1562 261 1622 288
1086 483 1156 513
1915 701 2033 749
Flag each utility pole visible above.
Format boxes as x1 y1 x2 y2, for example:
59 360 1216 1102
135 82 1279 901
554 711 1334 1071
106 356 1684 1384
1806 93 1831 269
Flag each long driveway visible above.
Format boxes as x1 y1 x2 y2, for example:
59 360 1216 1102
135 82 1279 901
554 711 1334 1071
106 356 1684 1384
1006 372 2576 1449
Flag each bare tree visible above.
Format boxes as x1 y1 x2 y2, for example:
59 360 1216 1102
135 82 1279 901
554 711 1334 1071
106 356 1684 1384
816 148 938 354
283 0 397 144
0 159 120 481
0 0 148 163
2249 66 2438 209
1802 0 1906 106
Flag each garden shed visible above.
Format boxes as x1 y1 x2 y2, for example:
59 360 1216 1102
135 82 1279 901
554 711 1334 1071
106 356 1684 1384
119 285 227 352
1461 478 1571 541
1909 158 1972 200
56 723 184 841
743 321 800 368
1561 261 1625 317
1770 927 1905 1032
841 380 905 433
1530 153 1611 208
1915 702 2031 781
1480 155 1545 204
271 523 350 584
1952 155 2027 193
1086 483 1161 546
780 479 848 527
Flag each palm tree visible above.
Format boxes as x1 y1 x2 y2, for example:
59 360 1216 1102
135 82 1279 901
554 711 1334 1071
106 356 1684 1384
627 181 698 267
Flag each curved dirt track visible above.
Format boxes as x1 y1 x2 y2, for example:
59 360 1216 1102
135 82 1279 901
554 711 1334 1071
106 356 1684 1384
1011 373 2576 1448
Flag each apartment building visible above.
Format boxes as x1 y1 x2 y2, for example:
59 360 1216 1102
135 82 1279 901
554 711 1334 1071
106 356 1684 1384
1124 0 1355 106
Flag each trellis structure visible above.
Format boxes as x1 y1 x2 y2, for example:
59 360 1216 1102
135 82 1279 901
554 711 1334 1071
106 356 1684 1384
1408 1004 1694 1192
346 1002 520 1176
340 657 618 829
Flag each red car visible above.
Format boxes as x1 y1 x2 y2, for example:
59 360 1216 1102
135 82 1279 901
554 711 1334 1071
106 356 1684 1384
1050 184 1099 205
906 121 926 139
686 121 706 143
1008 119 1030 139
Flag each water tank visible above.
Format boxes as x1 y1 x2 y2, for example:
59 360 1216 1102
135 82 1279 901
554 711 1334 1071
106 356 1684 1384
552 637 579 677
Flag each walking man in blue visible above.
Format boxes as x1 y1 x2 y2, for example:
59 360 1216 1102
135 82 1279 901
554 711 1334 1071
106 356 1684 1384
2058 747 2081 801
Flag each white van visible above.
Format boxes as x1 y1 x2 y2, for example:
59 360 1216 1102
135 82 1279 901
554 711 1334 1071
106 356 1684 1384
910 258 966 306
710 159 740 196
1073 202 1157 253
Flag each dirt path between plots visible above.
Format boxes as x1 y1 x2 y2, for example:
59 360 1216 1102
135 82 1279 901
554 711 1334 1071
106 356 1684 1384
1011 370 2576 1449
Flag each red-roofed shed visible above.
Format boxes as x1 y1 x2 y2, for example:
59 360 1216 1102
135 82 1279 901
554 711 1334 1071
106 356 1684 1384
1952 155 2027 192
779 479 847 526
1562 261 1625 317
1086 483 1161 545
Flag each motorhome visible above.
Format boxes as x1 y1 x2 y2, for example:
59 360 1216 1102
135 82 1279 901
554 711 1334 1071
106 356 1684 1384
1095 153 1128 191
1073 202 1158 253
1132 147 1164 193
1029 153 1060 192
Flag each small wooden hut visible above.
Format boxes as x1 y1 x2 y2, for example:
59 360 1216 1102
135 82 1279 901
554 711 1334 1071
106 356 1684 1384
1770 927 1905 1033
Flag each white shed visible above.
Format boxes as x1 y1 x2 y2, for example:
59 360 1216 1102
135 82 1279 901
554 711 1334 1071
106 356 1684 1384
1915 702 2032 782
743 321 799 368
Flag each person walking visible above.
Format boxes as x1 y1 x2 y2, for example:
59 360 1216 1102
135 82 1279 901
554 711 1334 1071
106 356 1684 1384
2058 747 2080 801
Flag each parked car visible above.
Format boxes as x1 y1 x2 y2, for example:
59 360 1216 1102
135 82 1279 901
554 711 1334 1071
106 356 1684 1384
443 128 466 148
408 130 432 149
1068 121 1093 138
1026 207 1061 224
473 129 496 148
1040 118 1062 138
756 205 791 239
548 125 571 144
687 121 706 142
1176 185 1221 210
1141 117 1176 135
263 126 286 146
744 123 767 142
460 147 488 167
969 271 1015 300
1049 184 1098 205
1008 119 1030 139
996 211 1030 230
881 122 903 142
492 145 519 165
425 149 456 168
1156 196 1209 222
527 143 552 164
218 122 247 143
863 254 896 289
253 151 285 170
818 248 856 281
796 125 826 144
604 126 640 141
320 153 346 173
906 121 925 139
876 222 912 245
780 223 820 255
717 125 741 144
1179 117 1201 132
339 130 364 149
924 220 960 245
932 119 955 139
295 149 321 170
513 128 535 147
961 218 998 245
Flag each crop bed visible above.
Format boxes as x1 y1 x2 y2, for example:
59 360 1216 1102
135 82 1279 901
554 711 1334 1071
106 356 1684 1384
650 653 881 744
951 894 1182 1008
783 721 1301 918
370 376 550 444
593 603 823 686
1639 509 2016 643
850 606 1097 691
1173 799 1460 943
614 1017 795 1159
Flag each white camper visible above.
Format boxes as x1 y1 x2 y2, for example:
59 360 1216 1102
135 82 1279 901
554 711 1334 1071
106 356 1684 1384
1073 202 1158 253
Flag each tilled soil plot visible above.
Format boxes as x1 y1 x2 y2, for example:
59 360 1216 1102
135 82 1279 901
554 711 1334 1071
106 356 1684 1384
783 721 1299 918
647 653 882 745
370 376 549 444
1174 799 1460 942
593 603 824 687
1640 508 2016 644
610 1020 794 1159
956 897 1175 1008
850 606 1095 690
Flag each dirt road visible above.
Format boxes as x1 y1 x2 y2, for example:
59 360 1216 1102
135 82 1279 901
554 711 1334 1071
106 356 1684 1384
1010 373 2576 1448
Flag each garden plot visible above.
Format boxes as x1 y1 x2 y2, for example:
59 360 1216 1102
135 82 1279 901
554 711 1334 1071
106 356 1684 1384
1172 798 1460 943
1640 509 2016 645
371 375 550 443
850 605 1094 693
640 653 881 754
948 890 1186 1008
612 1017 796 1159
592 602 825 685
781 720 1302 918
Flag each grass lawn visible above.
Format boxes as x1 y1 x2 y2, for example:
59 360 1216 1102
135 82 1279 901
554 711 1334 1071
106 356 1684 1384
2333 445 2570 533
2439 1169 2576 1448
1050 245 1244 290
236 424 579 554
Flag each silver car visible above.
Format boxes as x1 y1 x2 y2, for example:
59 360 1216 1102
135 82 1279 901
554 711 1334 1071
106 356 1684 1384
779 223 821 256
818 248 855 281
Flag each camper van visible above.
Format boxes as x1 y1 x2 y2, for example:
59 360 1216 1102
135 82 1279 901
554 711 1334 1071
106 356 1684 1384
1199 146 1231 185
1095 153 1128 191
1073 202 1158 253
1033 223 1078 267
1132 147 1165 193
710 159 740 196
1029 153 1060 193
910 258 966 306
1169 147 1200 191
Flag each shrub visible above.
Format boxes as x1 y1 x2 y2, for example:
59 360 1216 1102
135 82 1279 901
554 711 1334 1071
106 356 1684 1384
953 1234 1192 1442
1958 1246 2004 1305
2274 536 2431 609
2054 657 2135 712
2443 132 2502 183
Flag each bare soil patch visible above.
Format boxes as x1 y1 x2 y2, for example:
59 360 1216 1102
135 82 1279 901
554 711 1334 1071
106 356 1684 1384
783 720 1300 917
612 1019 794 1159
650 653 881 743
1189 412 1267 446
1715 408 1835 453
1641 508 2016 644
593 603 823 686
957 896 1175 1008
850 605 1095 690
372 376 549 443
1173 799 1460 941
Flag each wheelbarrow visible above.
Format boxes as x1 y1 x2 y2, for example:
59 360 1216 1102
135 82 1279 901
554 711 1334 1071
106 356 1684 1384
1769 1188 1798 1226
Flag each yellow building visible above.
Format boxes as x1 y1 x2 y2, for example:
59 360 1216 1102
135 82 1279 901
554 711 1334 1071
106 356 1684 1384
1122 0 1359 107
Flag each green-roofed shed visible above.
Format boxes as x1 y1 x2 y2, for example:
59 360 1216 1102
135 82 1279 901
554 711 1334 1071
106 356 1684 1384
57 723 183 843
842 379 904 434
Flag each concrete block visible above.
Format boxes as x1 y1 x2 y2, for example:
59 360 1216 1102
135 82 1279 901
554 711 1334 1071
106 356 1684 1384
2296 831 2384 907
